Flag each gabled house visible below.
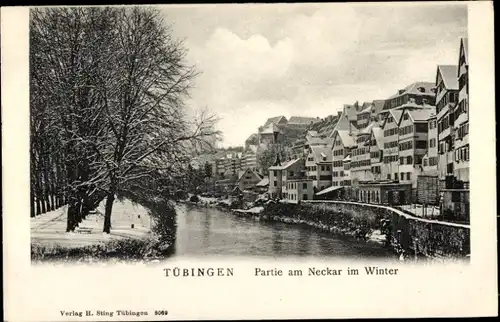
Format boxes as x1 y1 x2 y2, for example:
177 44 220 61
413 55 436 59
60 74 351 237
369 126 384 181
422 115 438 176
237 167 263 191
397 108 436 186
453 37 469 185
305 146 333 192
268 157 305 199
331 129 357 187
351 122 377 185
435 64 459 184
381 109 403 181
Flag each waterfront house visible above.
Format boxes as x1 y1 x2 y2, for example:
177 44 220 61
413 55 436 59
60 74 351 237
237 168 263 191
435 65 459 187
285 179 314 204
305 145 333 192
351 122 377 186
453 37 469 186
357 182 412 205
397 108 436 190
378 81 436 121
331 129 357 188
280 158 306 200
268 157 304 199
381 109 402 181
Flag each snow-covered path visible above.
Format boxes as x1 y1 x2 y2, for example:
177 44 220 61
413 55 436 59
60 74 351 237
31 199 152 248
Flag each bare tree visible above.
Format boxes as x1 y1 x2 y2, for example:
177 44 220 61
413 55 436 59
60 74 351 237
30 7 221 234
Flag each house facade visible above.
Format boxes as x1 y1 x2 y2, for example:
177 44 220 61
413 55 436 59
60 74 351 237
285 179 314 204
453 37 469 185
305 146 333 191
381 110 402 181
422 115 438 176
435 65 459 184
237 168 263 191
331 129 356 187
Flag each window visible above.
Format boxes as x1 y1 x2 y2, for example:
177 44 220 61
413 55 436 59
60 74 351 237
326 165 331 171
303 183 307 189
273 171 277 176
399 157 404 165
407 156 413 164
340 171 344 177
387 174 391 180
289 171 294 177
303 194 308 201
403 113 409 120
423 159 428 167
394 173 399 181
273 181 277 187
406 172 411 180
416 140 427 149
400 172 404 180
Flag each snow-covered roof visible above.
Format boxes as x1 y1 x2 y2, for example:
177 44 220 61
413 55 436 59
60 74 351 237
263 115 287 128
289 116 320 124
407 109 436 122
437 65 459 90
269 158 301 170
461 38 468 64
256 177 269 187
310 146 332 163
343 154 351 162
316 185 343 196
388 81 436 99
371 127 384 150
335 130 356 148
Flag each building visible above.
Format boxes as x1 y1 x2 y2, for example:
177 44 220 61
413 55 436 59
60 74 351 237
305 145 333 192
285 179 314 204
453 37 469 185
237 168 263 191
397 108 436 188
435 65 459 185
421 115 438 176
241 145 258 171
268 157 304 199
287 116 321 130
379 81 436 121
369 126 384 181
357 182 413 205
381 109 402 181
350 122 376 185
331 129 357 188
255 177 269 193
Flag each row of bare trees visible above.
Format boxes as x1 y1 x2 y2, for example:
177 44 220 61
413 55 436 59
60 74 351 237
30 7 220 233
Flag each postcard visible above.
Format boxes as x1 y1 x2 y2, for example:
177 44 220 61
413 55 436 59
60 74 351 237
2 2 497 320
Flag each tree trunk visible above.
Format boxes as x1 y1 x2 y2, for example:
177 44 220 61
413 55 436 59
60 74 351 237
30 183 36 218
103 191 115 234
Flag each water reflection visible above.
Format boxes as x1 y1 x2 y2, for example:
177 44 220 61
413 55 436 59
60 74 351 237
160 204 393 259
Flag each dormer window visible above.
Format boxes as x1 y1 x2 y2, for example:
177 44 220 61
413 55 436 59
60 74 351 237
398 89 405 95
417 87 425 93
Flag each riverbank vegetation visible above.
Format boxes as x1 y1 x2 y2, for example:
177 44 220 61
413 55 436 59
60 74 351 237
30 7 220 234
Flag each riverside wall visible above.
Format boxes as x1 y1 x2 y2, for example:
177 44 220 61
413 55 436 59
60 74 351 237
261 200 470 258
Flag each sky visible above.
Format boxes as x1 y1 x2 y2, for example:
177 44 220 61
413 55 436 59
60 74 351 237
159 3 467 148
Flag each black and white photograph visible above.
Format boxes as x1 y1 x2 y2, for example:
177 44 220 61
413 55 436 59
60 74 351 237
27 3 473 263
2 2 497 320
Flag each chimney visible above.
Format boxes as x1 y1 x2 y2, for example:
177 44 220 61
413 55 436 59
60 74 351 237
337 111 342 118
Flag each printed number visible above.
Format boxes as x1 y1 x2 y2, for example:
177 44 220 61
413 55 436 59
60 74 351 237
155 310 168 316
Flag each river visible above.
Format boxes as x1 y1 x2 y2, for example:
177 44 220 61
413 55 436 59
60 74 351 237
166 204 395 259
